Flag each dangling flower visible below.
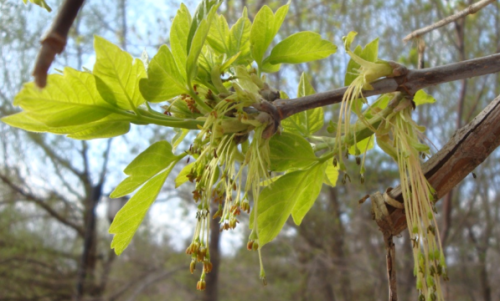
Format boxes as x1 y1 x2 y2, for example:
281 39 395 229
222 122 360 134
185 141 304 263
385 97 447 301
335 32 394 173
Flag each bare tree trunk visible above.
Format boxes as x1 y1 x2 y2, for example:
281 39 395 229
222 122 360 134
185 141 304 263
203 202 221 301
478 250 491 301
74 183 102 300
328 187 352 301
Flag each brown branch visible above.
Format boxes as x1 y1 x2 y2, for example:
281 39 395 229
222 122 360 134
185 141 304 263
372 93 500 236
275 53 500 120
32 0 85 88
402 0 495 42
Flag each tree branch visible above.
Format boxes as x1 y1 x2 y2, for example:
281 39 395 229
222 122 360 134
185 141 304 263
0 174 84 236
402 0 495 42
32 0 85 88
275 53 500 120
371 93 500 236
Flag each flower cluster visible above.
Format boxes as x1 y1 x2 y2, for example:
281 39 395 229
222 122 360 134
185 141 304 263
175 66 275 289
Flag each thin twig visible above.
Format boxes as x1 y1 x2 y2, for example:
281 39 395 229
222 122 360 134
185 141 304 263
403 0 495 42
0 174 84 236
32 0 85 88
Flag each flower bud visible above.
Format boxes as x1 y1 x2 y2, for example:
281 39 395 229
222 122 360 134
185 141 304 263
252 241 259 251
196 280 206 291
190 261 196 274
247 241 254 251
241 201 250 213
203 261 213 273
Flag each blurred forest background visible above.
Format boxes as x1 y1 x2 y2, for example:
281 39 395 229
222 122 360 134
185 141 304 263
1 0 500 300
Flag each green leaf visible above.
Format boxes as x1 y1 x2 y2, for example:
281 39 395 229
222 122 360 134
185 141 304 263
14 68 114 127
175 162 196 188
93 36 146 110
110 141 177 198
344 45 363 86
67 120 130 140
414 90 436 106
259 175 282 187
172 128 190 151
250 3 289 65
207 14 230 54
324 164 339 187
348 136 374 155
281 73 323 136
252 163 324 246
269 132 318 172
25 0 51 12
170 4 192 79
268 32 336 64
344 36 379 86
228 8 252 64
370 93 394 111
261 57 281 73
187 0 222 53
2 111 129 139
297 72 316 97
139 45 188 102
291 162 326 225
361 37 379 62
109 167 172 255
186 8 217 83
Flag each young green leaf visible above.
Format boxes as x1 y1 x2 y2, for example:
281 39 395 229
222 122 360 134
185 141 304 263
139 45 188 102
252 163 324 246
187 0 222 53
414 90 436 106
269 132 318 172
259 175 283 187
344 45 363 87
267 31 337 64
250 3 289 66
323 164 339 187
2 111 129 139
348 136 374 155
172 128 190 151
23 0 51 12
207 14 230 54
13 68 115 127
281 73 323 136
175 161 196 188
67 121 130 140
291 162 326 225
261 58 281 73
345 37 379 86
93 36 146 111
110 141 178 198
170 4 192 79
186 8 217 84
228 8 252 64
109 166 173 255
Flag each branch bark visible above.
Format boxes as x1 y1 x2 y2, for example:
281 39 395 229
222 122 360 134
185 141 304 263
372 93 500 236
274 53 500 120
32 0 85 88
